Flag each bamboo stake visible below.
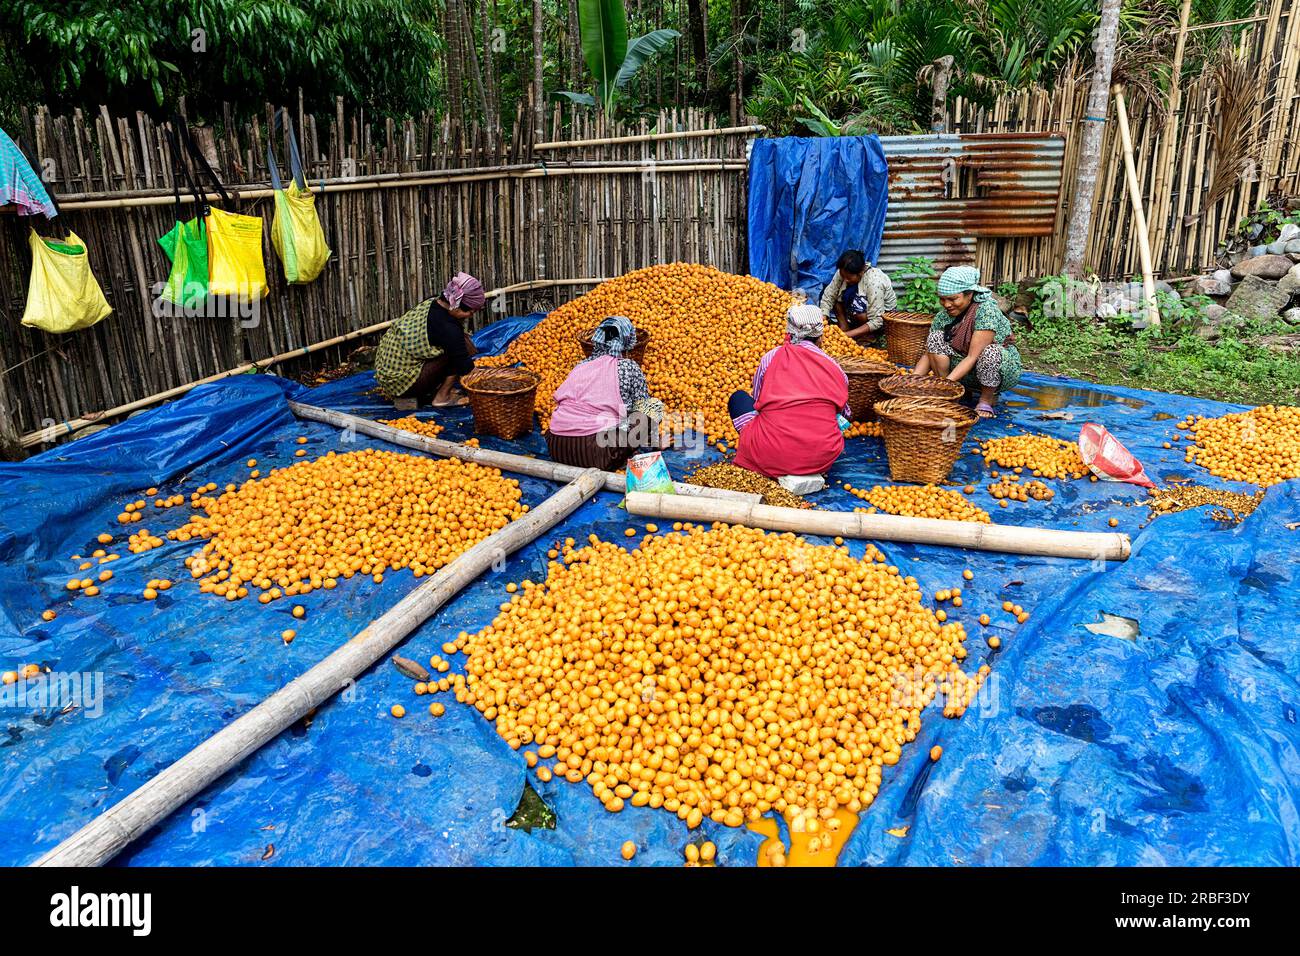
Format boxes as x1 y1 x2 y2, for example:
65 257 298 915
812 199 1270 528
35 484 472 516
288 401 761 504
1149 0 1193 265
33 468 607 868
1112 86 1160 328
623 492 1132 561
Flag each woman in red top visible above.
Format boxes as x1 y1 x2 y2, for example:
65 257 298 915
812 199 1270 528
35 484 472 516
729 304 850 478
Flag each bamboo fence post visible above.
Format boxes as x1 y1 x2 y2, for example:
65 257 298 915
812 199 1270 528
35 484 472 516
1113 86 1160 328
623 492 1132 562
287 401 761 504
33 468 607 868
1149 0 1193 266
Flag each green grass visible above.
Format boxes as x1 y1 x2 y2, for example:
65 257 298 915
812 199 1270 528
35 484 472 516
1017 299 1300 408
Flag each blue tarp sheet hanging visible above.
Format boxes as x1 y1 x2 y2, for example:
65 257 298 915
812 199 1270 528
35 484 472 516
2 328 1298 866
747 136 890 299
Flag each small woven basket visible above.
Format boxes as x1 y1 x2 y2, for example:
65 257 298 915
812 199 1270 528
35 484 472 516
461 367 540 440
882 310 933 367
874 397 979 484
578 326 651 365
878 372 966 402
837 357 897 422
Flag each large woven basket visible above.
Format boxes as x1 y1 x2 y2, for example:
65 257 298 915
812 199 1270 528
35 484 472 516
882 310 933 367
578 326 651 365
837 357 897 422
878 372 965 402
461 367 540 440
874 397 979 484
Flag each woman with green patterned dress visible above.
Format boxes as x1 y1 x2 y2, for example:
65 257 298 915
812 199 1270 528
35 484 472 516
914 265 1022 419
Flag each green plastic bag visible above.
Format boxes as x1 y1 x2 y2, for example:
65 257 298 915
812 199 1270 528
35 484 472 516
158 216 209 307
157 126 212 308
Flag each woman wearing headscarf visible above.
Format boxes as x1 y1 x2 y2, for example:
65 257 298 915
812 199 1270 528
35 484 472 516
915 265 1022 419
375 272 487 407
544 316 667 471
728 304 851 479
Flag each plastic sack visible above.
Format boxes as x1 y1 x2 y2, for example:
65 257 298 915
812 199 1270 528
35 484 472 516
157 217 209 307
266 110 331 284
206 206 268 299
1078 422 1155 487
20 229 112 334
625 452 675 494
271 182 330 283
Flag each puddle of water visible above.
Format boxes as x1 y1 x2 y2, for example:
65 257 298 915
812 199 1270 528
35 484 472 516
1010 382 1147 412
750 808 859 867
1152 412 1175 421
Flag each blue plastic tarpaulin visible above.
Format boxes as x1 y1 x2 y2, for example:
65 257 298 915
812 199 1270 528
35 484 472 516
747 136 890 298
2 339 1298 865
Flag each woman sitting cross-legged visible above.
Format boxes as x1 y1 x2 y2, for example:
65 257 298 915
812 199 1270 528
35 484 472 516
728 304 851 479
914 265 1023 419
543 316 667 471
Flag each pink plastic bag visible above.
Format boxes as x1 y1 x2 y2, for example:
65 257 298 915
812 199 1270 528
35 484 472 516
1078 423 1155 488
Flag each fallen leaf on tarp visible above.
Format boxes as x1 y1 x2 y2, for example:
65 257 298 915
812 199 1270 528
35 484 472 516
392 655 430 681
1084 613 1140 641
1039 411 1075 421
885 826 909 838
1286 522 1299 531
261 844 275 860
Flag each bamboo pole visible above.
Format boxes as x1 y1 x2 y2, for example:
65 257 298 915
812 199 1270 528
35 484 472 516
288 401 761 504
33 468 607 867
1112 86 1160 328
534 124 765 150
623 492 1132 561
13 163 746 212
1149 0 1193 266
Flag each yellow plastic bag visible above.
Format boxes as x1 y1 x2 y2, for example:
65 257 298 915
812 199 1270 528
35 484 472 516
271 182 331 283
21 230 113 334
206 206 268 299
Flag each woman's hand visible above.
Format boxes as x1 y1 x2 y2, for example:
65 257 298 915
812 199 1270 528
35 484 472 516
947 329 994 382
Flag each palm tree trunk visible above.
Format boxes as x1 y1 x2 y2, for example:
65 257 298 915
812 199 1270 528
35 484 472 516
460 0 490 126
532 0 545 136
687 0 708 94
480 0 500 132
444 0 465 128
1061 0 1123 276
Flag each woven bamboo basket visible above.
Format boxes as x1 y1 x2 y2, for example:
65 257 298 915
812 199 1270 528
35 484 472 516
878 372 965 402
837 357 897 422
882 311 933 367
578 326 651 365
874 397 979 484
461 367 541 440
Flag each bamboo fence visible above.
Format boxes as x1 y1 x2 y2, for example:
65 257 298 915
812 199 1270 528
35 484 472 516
0 102 750 440
953 3 1300 280
3 10 1298 446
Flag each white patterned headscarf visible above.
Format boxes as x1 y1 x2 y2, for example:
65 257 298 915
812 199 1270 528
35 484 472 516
785 304 825 343
592 315 636 357
937 265 991 304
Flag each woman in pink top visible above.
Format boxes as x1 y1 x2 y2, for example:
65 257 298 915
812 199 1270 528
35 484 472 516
730 305 850 479
544 316 666 470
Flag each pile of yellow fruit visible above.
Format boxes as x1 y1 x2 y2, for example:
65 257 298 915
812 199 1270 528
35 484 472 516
479 264 887 443
978 434 1088 479
378 416 445 439
1184 406 1300 486
446 523 989 827
844 421 883 439
844 483 992 523
988 475 1054 502
168 450 527 599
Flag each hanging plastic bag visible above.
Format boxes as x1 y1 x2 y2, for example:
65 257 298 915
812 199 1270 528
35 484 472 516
1078 422 1155 487
172 118 268 301
205 205 268 299
266 110 330 283
157 127 210 307
21 229 113 334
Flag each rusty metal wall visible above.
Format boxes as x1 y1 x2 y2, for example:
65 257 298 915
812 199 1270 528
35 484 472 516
875 132 1065 279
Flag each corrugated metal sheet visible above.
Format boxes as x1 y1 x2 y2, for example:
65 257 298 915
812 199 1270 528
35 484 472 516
875 132 1064 277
